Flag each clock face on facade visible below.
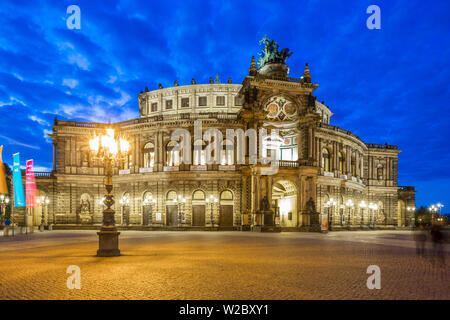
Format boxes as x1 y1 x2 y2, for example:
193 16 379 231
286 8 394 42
265 96 297 121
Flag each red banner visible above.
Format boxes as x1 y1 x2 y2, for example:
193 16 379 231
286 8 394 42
25 159 37 208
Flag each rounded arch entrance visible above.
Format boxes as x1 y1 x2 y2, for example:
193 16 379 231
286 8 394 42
219 189 234 229
191 189 206 227
120 192 130 226
142 191 155 226
272 180 297 227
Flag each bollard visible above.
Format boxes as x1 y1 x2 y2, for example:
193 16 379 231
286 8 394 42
3 226 9 237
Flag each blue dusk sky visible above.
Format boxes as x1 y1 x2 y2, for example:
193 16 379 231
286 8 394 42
0 0 449 209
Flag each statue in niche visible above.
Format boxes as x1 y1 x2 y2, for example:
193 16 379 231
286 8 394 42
306 197 320 227
306 197 316 214
260 196 271 212
80 198 90 214
78 194 93 224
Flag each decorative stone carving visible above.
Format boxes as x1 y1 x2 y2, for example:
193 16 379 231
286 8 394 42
78 193 93 224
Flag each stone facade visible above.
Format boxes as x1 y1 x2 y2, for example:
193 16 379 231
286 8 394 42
14 57 416 231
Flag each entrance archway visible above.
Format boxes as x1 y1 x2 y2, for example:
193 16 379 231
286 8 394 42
120 192 131 226
166 190 178 226
272 180 297 227
192 190 206 227
219 190 234 228
142 191 154 226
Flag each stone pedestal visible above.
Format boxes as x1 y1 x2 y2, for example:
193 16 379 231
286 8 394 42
97 230 121 257
258 63 289 77
308 212 321 232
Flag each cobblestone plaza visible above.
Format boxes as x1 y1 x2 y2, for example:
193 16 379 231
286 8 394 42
0 230 447 300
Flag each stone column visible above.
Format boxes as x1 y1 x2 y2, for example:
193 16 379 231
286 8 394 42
52 142 57 172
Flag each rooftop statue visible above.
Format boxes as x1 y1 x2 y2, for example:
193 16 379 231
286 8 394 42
257 36 293 69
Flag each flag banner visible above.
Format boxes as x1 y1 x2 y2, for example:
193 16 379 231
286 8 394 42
12 153 25 207
25 159 37 208
0 146 8 194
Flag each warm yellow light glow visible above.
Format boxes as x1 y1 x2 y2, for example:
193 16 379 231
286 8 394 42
106 128 115 137
279 198 292 216
90 136 100 152
120 138 130 153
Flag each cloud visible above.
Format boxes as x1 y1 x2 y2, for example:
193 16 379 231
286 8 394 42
62 78 79 88
0 134 40 150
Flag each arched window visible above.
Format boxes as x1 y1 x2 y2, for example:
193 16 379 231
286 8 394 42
193 140 206 165
221 139 234 165
166 141 180 166
143 142 155 168
322 149 331 172
338 152 345 174
120 192 130 206
192 190 205 200
166 190 177 201
220 190 233 200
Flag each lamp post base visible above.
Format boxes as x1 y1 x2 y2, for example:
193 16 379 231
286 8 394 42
97 230 121 257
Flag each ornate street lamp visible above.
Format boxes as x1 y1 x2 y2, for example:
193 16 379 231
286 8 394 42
36 195 50 232
325 198 337 230
345 199 354 227
0 194 9 226
359 201 367 227
206 194 218 229
143 195 156 226
89 128 130 257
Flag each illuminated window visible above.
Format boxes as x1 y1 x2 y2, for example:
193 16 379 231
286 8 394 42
192 190 205 200
322 149 331 172
143 142 155 168
338 152 345 174
220 190 233 200
166 141 180 166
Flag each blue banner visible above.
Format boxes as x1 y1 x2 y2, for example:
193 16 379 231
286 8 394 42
12 153 25 207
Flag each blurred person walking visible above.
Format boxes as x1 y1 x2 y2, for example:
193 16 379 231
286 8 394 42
414 224 427 257
430 224 445 266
